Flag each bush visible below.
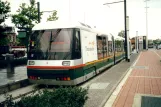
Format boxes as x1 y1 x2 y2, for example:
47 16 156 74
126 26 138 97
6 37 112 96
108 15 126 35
4 87 88 107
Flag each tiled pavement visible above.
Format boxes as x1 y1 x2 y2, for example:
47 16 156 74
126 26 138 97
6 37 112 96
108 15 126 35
107 50 161 107
156 50 161 57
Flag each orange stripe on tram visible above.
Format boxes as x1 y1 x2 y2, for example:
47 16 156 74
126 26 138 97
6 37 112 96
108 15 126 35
27 64 85 69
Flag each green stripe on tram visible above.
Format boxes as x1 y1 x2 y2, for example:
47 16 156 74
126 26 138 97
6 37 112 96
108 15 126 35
28 55 124 80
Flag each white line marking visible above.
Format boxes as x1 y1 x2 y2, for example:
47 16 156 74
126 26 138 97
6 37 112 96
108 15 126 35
104 52 142 107
129 76 161 79
153 50 161 59
133 52 142 66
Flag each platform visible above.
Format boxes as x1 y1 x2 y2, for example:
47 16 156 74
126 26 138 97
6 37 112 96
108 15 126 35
104 49 161 107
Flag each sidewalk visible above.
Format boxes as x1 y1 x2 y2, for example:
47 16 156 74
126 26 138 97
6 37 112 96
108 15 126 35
83 53 138 107
104 49 161 107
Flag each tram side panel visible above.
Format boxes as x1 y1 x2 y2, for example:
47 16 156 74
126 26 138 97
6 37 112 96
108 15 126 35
79 29 98 82
80 32 116 81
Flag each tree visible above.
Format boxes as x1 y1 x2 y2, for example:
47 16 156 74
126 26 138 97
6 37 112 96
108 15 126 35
0 0 10 45
118 30 125 38
153 39 160 45
0 0 11 24
11 0 43 29
0 25 10 46
47 10 58 21
11 0 43 46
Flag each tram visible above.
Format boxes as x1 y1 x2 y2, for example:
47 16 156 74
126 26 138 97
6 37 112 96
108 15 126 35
27 21 126 85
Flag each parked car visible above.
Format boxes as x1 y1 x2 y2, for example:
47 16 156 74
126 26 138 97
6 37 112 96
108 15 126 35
157 44 161 49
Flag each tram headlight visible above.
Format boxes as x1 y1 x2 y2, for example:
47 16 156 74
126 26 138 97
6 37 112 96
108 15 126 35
62 61 70 66
29 61 35 65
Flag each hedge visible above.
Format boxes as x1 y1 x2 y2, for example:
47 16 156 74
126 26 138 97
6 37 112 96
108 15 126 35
4 87 88 107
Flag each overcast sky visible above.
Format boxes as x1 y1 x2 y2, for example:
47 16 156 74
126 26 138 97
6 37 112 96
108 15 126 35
3 0 161 39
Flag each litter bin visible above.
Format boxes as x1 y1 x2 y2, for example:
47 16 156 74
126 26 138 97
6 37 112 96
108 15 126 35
6 54 14 72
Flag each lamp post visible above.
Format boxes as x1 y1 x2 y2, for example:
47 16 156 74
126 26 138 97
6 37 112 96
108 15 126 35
103 0 130 62
136 31 138 53
37 2 40 23
29 0 40 23
144 0 150 50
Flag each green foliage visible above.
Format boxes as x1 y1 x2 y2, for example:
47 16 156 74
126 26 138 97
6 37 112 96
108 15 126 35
115 40 122 51
0 26 9 46
118 30 125 38
11 0 43 29
47 10 58 21
4 87 88 107
4 94 14 107
115 40 122 46
16 38 26 46
0 37 9 46
153 39 160 45
0 0 11 24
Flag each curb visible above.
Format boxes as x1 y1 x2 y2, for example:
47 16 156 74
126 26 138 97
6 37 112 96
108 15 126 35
0 79 31 95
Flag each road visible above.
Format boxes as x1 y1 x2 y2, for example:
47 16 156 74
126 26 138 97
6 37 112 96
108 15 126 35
0 65 27 86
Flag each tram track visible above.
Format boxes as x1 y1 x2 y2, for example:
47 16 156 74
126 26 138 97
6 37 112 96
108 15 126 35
0 84 36 105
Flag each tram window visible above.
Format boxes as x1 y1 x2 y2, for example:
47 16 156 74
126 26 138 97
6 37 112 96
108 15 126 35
73 30 81 59
75 31 80 51
115 40 118 52
97 36 103 59
121 41 123 52
106 37 108 57
115 40 122 52
28 29 73 60
103 37 107 57
108 41 112 56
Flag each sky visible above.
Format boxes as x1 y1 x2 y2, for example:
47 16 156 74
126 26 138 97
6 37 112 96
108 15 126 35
2 0 161 40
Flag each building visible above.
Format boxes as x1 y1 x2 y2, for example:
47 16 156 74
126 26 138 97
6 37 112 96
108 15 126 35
0 25 17 46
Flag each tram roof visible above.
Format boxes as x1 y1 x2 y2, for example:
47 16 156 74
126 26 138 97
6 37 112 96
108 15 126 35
33 20 98 32
32 20 116 38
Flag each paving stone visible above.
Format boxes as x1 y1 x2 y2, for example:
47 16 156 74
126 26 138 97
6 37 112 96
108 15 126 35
113 50 161 107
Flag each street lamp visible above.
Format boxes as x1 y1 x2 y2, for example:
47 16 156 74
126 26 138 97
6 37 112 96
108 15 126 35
103 0 130 62
136 31 138 53
29 0 40 23
37 2 40 23
144 0 150 50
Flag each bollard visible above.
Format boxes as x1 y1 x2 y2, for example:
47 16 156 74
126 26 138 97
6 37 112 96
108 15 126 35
6 54 14 73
